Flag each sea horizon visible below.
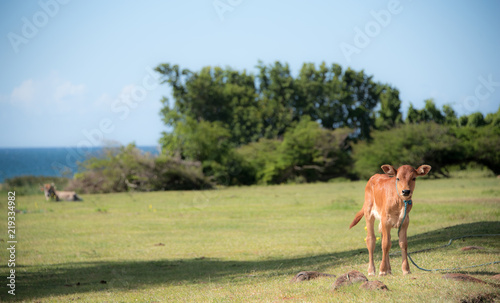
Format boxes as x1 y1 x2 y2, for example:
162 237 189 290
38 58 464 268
0 146 161 183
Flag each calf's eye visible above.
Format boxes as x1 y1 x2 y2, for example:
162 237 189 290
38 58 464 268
412 178 416 181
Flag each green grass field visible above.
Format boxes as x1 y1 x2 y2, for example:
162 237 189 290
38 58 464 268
1 177 499 302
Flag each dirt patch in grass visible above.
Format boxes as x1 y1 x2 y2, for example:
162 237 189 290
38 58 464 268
461 293 497 303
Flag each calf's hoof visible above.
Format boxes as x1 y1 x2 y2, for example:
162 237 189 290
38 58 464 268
403 270 411 275
367 266 375 276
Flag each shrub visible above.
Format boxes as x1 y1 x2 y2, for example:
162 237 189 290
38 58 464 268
152 156 213 191
454 124 500 175
236 138 282 184
237 117 352 184
67 144 212 193
352 123 464 179
202 150 256 186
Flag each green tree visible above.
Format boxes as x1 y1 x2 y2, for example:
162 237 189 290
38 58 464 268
159 116 231 163
454 124 500 175
485 105 500 127
317 67 381 140
423 99 445 123
256 61 383 140
236 138 282 184
466 112 485 127
155 64 262 145
442 104 458 126
154 61 421 184
158 61 387 148
255 61 295 139
405 99 444 124
375 85 402 130
458 115 468 127
240 117 352 184
406 103 420 124
472 125 500 175
353 123 464 179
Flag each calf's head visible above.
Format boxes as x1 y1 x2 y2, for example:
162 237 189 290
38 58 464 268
381 165 431 199
42 183 57 199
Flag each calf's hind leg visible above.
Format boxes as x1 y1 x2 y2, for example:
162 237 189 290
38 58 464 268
365 214 376 276
379 220 392 276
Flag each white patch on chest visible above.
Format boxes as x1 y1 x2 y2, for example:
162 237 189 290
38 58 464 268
370 201 407 232
388 206 407 228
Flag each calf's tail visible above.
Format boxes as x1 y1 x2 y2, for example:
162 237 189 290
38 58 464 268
349 209 364 229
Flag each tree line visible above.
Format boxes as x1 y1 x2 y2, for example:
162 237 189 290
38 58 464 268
68 61 500 193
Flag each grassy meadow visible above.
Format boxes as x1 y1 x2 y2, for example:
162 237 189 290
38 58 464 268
1 176 499 302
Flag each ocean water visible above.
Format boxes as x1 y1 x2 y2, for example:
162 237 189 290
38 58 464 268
0 146 160 183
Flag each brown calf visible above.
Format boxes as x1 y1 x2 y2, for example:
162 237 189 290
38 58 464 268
41 183 82 201
349 164 431 276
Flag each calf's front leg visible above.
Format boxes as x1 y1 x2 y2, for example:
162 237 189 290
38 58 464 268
399 215 411 275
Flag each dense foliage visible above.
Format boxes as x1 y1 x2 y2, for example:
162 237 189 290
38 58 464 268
237 117 352 184
72 61 499 193
153 61 402 186
155 61 392 144
67 144 211 193
353 123 464 179
353 106 500 179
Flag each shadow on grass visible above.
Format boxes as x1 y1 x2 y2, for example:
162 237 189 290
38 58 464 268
3 221 499 301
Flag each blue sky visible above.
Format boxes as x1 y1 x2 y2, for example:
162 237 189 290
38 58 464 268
1 0 499 148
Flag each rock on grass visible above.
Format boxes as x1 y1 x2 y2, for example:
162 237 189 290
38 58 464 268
332 270 388 291
291 271 336 282
442 273 487 284
461 246 485 251
359 280 389 291
332 270 368 290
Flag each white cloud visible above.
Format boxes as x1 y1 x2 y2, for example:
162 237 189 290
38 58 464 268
54 81 86 102
92 84 136 111
10 79 36 105
119 84 137 96
7 73 87 114
93 93 114 109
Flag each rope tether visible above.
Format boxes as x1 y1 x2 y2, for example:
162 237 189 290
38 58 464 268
393 179 499 271
392 233 500 272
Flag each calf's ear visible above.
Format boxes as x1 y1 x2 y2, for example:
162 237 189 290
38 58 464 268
381 165 397 176
416 165 431 176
